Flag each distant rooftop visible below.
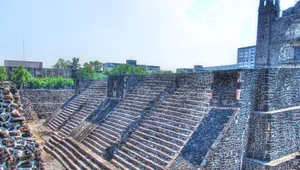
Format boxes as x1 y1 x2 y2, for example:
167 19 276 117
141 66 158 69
4 60 43 68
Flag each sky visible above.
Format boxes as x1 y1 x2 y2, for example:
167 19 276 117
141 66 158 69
0 0 298 71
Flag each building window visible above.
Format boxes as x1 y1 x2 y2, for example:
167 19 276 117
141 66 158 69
295 47 300 61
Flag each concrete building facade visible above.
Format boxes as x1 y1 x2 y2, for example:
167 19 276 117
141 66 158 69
237 46 256 69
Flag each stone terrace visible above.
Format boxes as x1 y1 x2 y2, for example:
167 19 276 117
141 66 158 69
45 80 107 137
111 79 211 169
82 75 175 157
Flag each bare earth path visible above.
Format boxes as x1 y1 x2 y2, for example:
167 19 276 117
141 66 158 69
28 119 65 170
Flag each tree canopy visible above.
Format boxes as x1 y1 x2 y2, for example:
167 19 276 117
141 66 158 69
10 66 32 89
0 67 8 81
70 57 81 70
107 64 150 76
52 58 71 69
83 60 103 72
28 77 74 89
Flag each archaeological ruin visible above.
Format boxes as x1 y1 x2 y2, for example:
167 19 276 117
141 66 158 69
0 0 299 169
0 82 44 169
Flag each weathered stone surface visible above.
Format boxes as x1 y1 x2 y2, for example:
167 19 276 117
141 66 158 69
0 81 44 169
20 89 74 120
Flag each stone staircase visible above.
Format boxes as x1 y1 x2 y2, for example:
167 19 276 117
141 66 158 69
46 80 107 136
44 134 117 170
111 85 211 170
82 75 175 157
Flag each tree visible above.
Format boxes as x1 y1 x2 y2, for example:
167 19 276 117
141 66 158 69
78 61 106 80
0 67 8 81
177 69 188 73
52 58 71 69
83 60 103 72
10 66 32 89
108 64 150 76
70 57 81 70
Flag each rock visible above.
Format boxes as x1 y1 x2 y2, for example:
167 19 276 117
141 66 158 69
10 110 21 117
0 131 9 138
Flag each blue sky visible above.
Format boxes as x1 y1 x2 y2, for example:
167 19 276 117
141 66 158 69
0 0 298 70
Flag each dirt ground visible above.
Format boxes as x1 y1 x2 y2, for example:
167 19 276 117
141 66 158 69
28 119 65 170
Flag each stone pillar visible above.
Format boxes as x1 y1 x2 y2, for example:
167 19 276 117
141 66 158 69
266 0 273 5
259 0 265 8
275 0 280 7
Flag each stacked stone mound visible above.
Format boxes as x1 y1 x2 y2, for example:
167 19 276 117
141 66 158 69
0 82 44 169
45 80 107 137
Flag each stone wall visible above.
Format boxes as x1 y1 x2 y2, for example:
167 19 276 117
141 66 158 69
256 1 300 68
243 156 298 170
246 109 300 162
201 70 257 169
210 70 239 107
0 81 44 169
170 109 235 170
107 75 144 99
20 89 74 119
175 73 211 87
256 69 300 111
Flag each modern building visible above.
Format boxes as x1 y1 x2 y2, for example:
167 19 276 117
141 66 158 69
237 46 256 69
5 60 43 77
4 60 73 78
103 63 122 70
103 60 160 71
177 64 238 73
202 64 238 71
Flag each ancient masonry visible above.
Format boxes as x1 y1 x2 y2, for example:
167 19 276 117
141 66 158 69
35 1 300 169
0 82 44 169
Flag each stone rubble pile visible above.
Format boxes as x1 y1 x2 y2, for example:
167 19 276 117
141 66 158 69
0 82 44 170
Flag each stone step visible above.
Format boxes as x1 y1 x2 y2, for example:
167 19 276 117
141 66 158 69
134 130 180 150
47 122 58 131
125 141 169 165
105 117 131 127
119 145 165 169
143 120 192 135
152 111 199 126
156 104 205 116
154 106 201 121
43 145 73 170
127 137 173 160
113 111 139 120
125 94 154 101
121 102 147 110
148 116 195 131
83 138 104 156
161 99 209 110
109 114 136 124
57 142 91 169
123 99 149 106
115 150 155 170
124 96 152 103
114 108 140 116
137 126 185 145
89 134 111 148
118 105 144 113
54 144 82 170
112 154 139 170
111 158 131 170
91 131 117 145
101 123 123 134
140 123 188 140
94 127 119 141
131 134 176 155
